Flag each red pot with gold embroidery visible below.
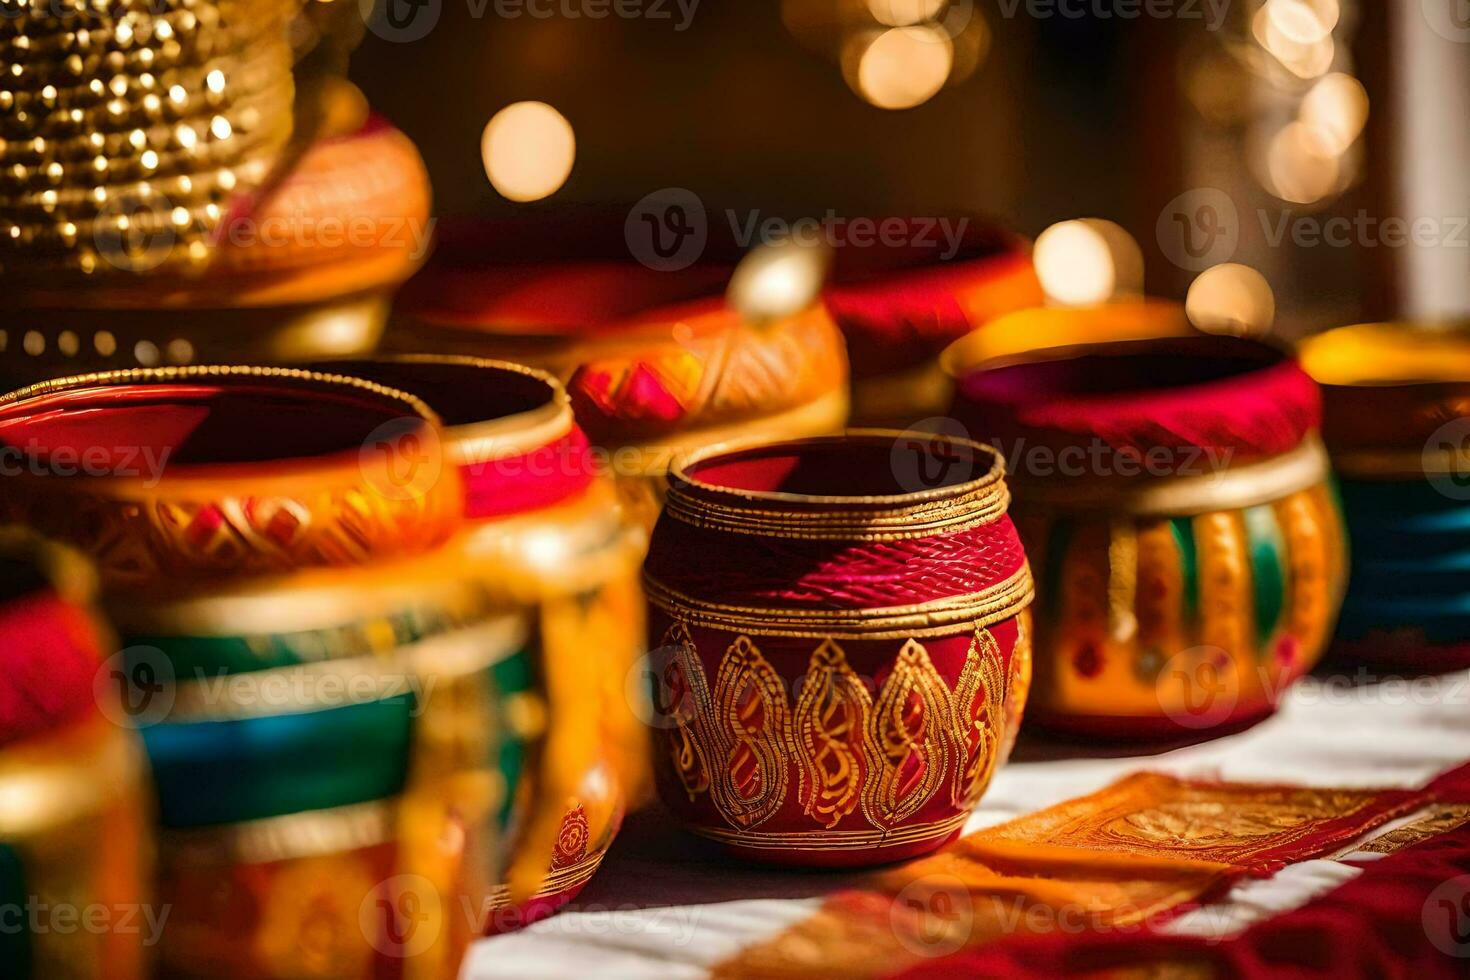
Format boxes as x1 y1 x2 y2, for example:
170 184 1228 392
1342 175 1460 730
946 308 1347 738
643 431 1033 867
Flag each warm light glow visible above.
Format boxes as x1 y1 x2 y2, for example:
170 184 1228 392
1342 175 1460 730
1300 72 1368 155
852 26 953 110
481 101 576 203
1253 4 1335 79
1265 120 1340 204
727 238 832 324
1264 0 1338 45
866 0 945 27
1186 264 1276 337
1033 219 1143 307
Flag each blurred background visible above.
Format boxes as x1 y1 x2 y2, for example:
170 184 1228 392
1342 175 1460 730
350 0 1469 338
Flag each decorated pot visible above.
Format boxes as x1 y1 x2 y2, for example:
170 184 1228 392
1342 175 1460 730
117 607 534 979
382 218 851 530
1301 322 1470 671
315 356 646 929
0 534 152 980
948 312 1346 738
0 6 419 388
643 431 1033 867
0 366 461 583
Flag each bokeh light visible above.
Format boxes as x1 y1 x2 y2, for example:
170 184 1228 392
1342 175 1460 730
1186 263 1276 336
1264 120 1341 204
1033 219 1144 307
726 238 832 324
481 101 576 203
849 26 953 110
1300 72 1368 155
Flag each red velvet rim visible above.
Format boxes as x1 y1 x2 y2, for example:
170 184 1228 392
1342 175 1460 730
952 335 1321 463
0 380 424 476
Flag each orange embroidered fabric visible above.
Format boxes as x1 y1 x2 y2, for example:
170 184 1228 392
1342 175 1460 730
712 772 1421 979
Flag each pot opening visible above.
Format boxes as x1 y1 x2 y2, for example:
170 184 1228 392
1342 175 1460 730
683 433 997 501
0 381 410 469
958 336 1287 407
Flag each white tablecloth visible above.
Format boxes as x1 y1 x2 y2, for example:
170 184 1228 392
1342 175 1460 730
466 668 1470 979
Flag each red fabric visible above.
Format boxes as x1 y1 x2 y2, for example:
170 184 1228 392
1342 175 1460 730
462 427 597 521
646 518 1027 611
0 592 103 746
952 336 1322 464
890 762 1470 980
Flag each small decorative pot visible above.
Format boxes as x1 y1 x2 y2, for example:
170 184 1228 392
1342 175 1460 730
948 317 1346 738
1301 322 1470 671
644 431 1033 867
317 356 646 929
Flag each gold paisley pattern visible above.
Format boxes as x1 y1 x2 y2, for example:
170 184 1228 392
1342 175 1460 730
793 639 872 829
657 622 717 802
862 639 955 832
662 623 1019 840
948 627 1007 810
712 636 792 830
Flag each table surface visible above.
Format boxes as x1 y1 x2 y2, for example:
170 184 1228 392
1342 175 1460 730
467 666 1470 979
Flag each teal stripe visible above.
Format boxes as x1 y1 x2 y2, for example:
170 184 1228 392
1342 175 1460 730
1243 505 1287 651
1170 518 1198 624
0 843 29 977
1041 520 1074 622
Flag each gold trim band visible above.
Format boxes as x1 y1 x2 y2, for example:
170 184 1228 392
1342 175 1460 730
690 810 970 851
644 564 1033 639
0 364 440 424
664 429 1011 540
1011 437 1331 517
